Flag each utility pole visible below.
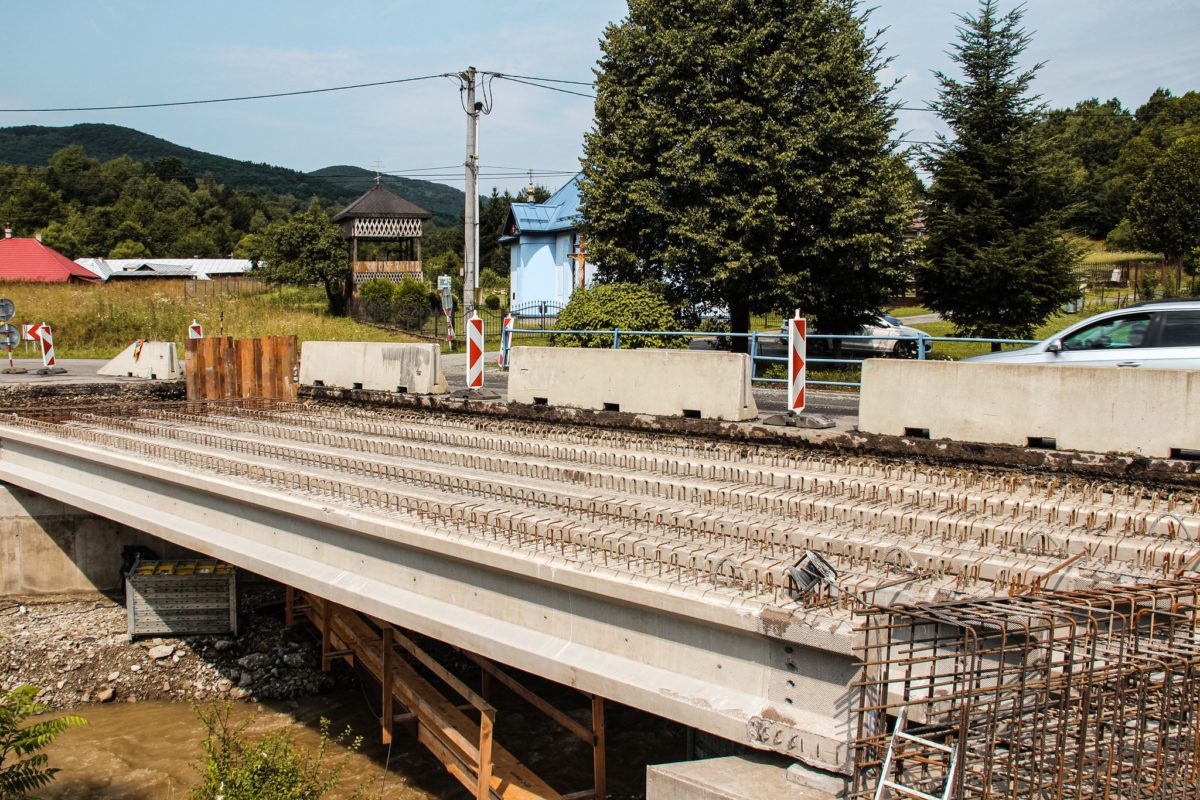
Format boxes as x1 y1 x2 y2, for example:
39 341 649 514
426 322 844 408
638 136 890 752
461 66 481 321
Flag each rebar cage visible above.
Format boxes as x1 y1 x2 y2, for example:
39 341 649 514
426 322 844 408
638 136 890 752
853 579 1200 799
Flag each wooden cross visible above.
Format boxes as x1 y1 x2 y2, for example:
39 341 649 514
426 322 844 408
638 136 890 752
568 236 589 291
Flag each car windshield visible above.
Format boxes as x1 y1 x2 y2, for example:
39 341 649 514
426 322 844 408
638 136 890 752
1059 313 1151 351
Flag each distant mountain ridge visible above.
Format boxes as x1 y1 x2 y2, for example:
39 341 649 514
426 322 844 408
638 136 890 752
0 123 463 227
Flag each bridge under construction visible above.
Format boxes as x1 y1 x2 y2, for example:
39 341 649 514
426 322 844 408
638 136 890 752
3 398 1199 798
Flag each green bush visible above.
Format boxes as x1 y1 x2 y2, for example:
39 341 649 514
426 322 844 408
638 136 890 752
357 278 395 305
393 277 428 308
551 283 683 348
190 703 377 800
0 685 87 799
483 294 501 310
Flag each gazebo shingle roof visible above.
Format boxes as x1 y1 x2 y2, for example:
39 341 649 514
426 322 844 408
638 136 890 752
332 185 433 222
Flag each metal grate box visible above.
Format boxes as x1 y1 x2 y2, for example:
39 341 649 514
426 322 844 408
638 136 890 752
125 558 238 640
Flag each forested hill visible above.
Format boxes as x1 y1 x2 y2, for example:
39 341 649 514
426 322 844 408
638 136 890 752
0 123 463 226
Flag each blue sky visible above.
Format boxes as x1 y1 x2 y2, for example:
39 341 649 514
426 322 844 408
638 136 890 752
1 1 1197 196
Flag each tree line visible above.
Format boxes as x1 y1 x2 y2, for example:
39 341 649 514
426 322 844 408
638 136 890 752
580 0 1199 344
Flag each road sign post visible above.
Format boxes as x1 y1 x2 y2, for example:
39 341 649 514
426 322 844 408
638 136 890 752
188 320 204 339
0 299 23 375
466 311 484 389
27 321 65 375
498 313 513 369
439 277 456 348
787 311 807 413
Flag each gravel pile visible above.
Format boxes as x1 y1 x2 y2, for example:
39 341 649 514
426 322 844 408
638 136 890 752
0 587 342 709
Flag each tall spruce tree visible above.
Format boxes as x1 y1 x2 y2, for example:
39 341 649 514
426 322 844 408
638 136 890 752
580 0 915 345
918 0 1080 341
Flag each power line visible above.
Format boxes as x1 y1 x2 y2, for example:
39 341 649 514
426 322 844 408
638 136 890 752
492 75 596 99
0 73 452 113
485 72 595 87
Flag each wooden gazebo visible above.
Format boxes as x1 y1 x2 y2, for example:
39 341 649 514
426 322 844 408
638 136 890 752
333 183 433 289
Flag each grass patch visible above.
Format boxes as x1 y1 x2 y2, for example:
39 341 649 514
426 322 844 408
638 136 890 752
884 304 931 318
0 280 420 359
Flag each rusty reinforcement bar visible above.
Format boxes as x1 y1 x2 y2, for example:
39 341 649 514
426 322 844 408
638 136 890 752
852 579 1200 799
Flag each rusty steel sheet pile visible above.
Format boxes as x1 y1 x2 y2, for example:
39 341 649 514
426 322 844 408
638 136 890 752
3 400 1198 616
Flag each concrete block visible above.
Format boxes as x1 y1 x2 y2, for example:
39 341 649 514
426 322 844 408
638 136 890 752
299 342 448 394
859 360 1200 458
647 755 835 800
508 346 758 421
98 340 182 380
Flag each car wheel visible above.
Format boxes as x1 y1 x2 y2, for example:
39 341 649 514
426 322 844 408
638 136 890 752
894 339 919 359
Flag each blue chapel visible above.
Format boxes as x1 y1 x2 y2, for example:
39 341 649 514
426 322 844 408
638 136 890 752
501 174 595 311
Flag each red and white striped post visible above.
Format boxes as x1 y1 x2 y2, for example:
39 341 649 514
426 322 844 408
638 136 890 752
466 311 485 389
787 311 807 413
29 322 58 370
497 313 513 368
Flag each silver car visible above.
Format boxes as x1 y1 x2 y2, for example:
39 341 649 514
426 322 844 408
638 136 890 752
965 300 1200 369
758 314 931 360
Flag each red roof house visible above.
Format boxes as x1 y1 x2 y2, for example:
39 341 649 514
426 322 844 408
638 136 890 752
0 235 98 282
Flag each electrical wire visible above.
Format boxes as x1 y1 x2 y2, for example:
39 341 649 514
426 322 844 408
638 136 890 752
491 75 596 99
0 73 452 113
483 72 595 86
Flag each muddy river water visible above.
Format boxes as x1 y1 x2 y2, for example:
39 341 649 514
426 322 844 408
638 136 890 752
40 687 684 799
40 691 467 799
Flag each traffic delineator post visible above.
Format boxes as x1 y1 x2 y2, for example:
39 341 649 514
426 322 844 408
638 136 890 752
498 314 513 368
28 321 64 373
188 320 204 339
787 312 807 413
466 311 484 389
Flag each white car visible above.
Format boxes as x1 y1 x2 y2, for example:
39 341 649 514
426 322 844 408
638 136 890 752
965 300 1200 369
791 315 932 359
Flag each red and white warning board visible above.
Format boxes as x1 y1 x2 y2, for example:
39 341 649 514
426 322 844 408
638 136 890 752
188 319 204 339
466 311 484 389
497 313 513 368
27 322 56 368
787 313 806 412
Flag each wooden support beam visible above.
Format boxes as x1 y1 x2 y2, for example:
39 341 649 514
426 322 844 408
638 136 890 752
477 709 495 800
464 652 593 744
382 626 394 745
592 695 606 800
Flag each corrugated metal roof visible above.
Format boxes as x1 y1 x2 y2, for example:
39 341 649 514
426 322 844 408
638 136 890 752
0 238 98 282
332 185 433 221
500 173 582 242
74 258 255 281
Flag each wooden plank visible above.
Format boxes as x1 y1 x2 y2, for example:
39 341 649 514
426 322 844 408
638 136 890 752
281 335 298 401
261 335 280 399
301 594 562 800
465 653 593 744
236 338 262 399
221 336 239 400
592 696 606 800
184 338 200 402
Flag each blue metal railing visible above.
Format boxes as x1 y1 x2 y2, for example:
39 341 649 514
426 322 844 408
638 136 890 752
498 325 1039 389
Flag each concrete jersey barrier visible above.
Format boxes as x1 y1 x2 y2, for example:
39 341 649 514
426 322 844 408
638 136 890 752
508 346 758 421
98 340 182 380
859 359 1200 457
299 342 448 395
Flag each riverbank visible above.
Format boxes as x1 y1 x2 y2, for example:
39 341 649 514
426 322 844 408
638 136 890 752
0 585 340 710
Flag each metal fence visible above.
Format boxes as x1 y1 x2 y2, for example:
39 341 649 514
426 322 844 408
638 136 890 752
499 326 1038 390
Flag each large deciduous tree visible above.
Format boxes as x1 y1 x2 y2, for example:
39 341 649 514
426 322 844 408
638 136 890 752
580 0 915 345
918 0 1080 341
257 199 350 314
1129 136 1200 265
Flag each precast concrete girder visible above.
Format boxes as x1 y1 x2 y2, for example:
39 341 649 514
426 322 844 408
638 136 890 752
0 426 857 774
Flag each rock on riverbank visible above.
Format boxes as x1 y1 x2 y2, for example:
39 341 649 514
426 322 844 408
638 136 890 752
0 586 341 709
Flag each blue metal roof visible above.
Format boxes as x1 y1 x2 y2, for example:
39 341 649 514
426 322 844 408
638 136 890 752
501 174 582 242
